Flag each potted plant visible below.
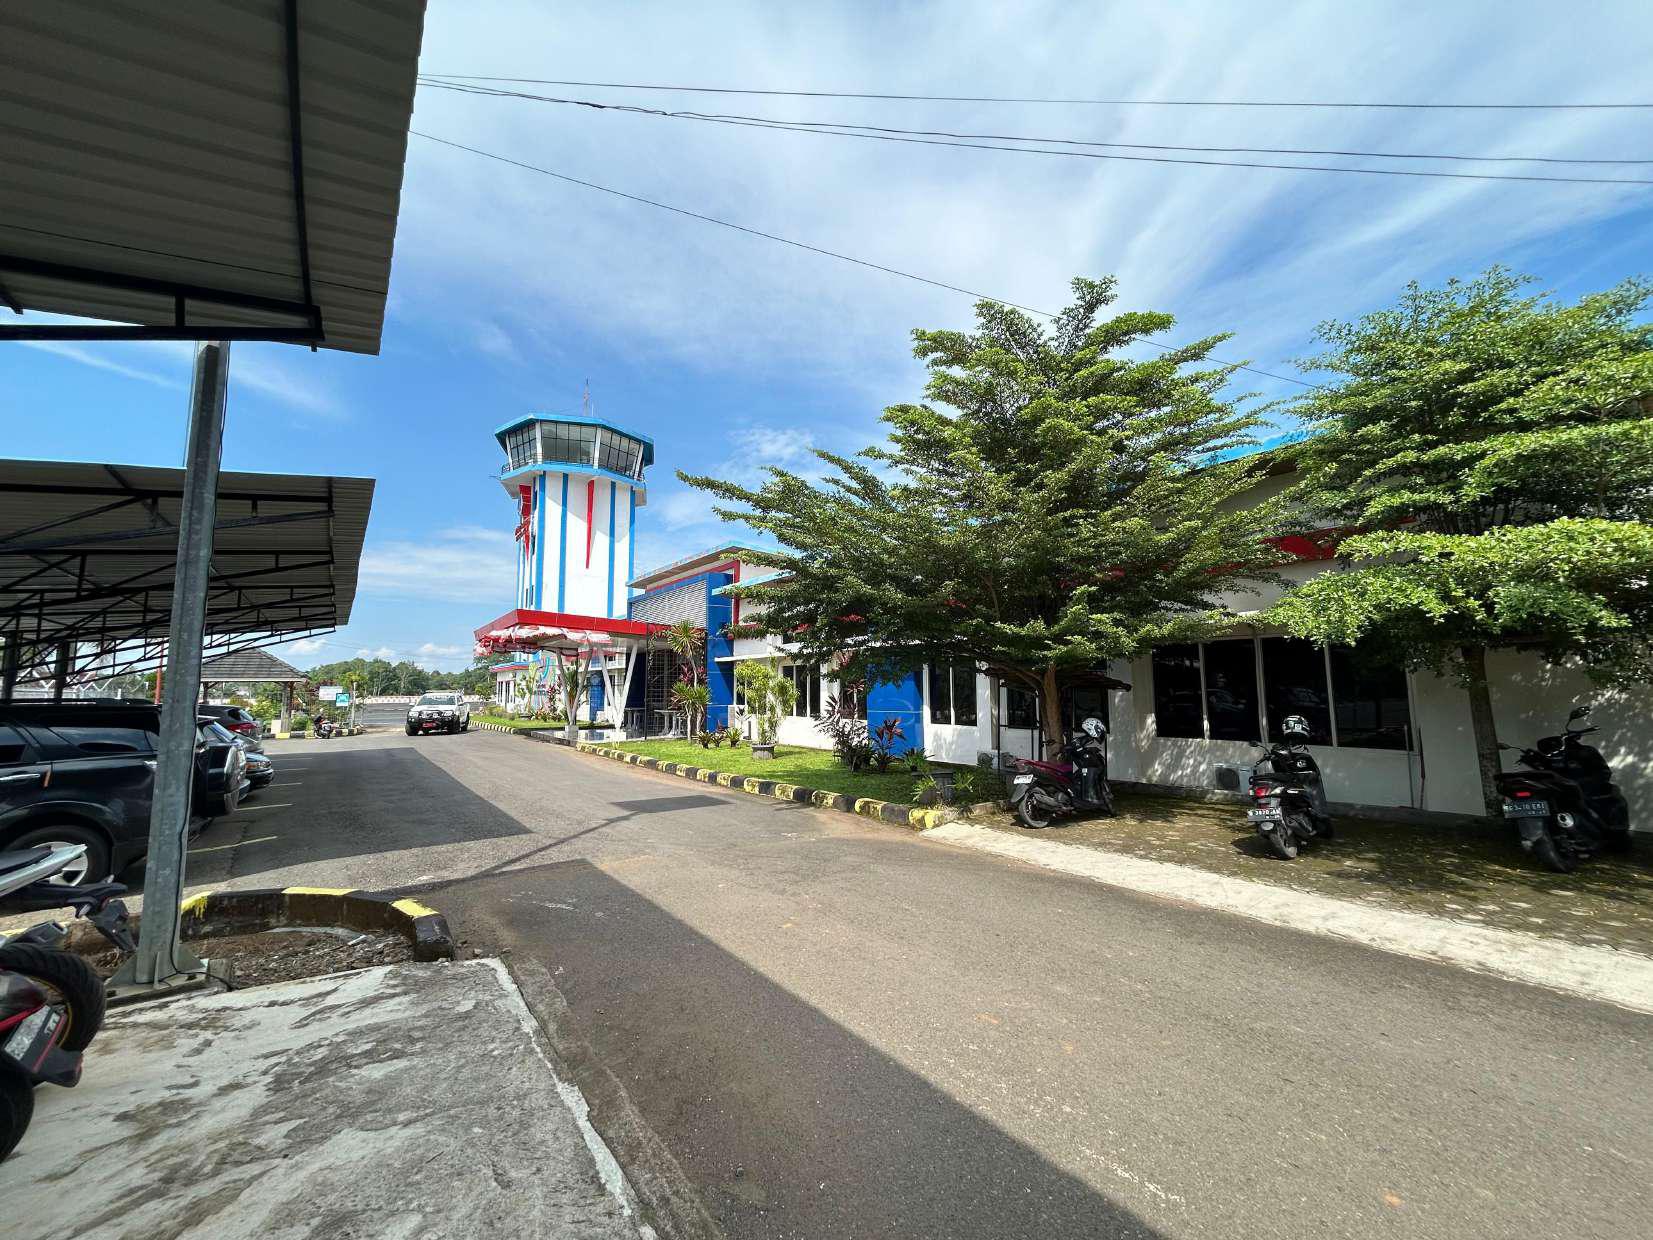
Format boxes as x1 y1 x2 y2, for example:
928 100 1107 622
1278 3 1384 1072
734 660 795 759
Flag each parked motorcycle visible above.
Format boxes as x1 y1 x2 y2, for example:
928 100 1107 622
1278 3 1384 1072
1007 717 1114 829
315 717 336 740
1 844 132 1161
1498 704 1632 873
1246 714 1333 860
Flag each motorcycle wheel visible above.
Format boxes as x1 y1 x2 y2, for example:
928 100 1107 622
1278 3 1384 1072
1262 824 1299 860
1529 829 1579 874
1014 789 1057 830
0 1069 32 1163
0 943 107 1053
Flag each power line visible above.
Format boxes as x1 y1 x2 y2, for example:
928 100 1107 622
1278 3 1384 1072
422 80 1653 168
410 130 1318 389
418 75 1653 111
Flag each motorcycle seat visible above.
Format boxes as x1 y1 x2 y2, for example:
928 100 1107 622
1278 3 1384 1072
0 846 55 874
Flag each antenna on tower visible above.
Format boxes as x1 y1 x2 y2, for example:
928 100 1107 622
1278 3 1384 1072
582 379 591 417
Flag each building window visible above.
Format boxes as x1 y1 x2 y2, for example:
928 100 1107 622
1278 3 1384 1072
540 421 597 467
505 424 536 470
783 663 820 717
1261 637 1332 745
1004 684 1039 731
1330 646 1411 751
1062 684 1109 734
951 663 978 727
927 661 979 727
1151 644 1204 738
597 430 644 478
927 660 951 724
1203 639 1261 742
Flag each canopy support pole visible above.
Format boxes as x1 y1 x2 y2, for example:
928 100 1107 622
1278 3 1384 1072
111 340 230 998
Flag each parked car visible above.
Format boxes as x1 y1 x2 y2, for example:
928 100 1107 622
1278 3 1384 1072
196 704 264 751
0 702 246 887
406 692 470 736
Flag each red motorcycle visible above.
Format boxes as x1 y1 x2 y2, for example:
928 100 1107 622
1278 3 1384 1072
1006 718 1115 829
1 844 131 1161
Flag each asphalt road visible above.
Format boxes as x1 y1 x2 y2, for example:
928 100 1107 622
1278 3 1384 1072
175 729 1651 1240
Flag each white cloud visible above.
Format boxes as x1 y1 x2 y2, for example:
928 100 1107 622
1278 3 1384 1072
285 637 328 656
358 525 517 604
355 645 399 660
18 341 182 388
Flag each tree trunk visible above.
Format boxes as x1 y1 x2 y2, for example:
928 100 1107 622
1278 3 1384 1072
1040 664 1064 758
1460 644 1503 818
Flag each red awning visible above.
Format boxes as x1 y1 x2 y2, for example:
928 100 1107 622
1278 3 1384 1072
472 608 669 658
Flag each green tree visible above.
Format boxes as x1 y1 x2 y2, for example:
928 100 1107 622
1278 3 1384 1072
664 621 709 732
1267 268 1653 815
735 660 796 746
683 277 1288 753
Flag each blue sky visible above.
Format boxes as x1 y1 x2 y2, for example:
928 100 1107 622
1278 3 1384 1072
5 0 1651 671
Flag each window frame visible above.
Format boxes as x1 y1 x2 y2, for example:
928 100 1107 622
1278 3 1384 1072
1148 637 1413 752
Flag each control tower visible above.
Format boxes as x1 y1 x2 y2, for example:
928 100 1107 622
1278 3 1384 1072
494 412 652 618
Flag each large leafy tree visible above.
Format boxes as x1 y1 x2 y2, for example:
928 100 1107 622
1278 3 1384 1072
683 277 1288 754
1268 268 1653 815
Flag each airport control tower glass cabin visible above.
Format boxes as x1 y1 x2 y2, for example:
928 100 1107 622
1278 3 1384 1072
495 413 653 619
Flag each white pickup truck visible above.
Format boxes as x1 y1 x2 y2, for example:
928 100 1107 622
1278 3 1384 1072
405 691 470 736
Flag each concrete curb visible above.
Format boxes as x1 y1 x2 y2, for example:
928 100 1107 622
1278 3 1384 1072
178 885 457 962
574 741 955 831
925 822 1653 1015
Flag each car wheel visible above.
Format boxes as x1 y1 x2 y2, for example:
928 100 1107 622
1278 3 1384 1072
405 724 417 736
1 823 112 887
461 717 470 733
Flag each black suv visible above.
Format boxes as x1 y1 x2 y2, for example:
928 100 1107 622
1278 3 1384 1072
0 702 245 886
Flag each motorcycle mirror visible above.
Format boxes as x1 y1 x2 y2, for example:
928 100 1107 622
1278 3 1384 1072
1568 705 1591 721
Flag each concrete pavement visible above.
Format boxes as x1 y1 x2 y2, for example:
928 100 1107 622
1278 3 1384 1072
135 731 1653 1238
6 959 645 1240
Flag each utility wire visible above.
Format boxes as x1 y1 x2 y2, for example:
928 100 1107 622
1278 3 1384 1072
422 80 1653 167
419 82 1653 186
418 75 1653 110
410 130 1318 389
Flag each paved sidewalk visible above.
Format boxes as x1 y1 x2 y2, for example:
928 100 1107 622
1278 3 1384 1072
970 792 1653 954
4 960 648 1240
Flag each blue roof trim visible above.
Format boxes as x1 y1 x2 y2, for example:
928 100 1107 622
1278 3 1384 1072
493 412 656 467
499 462 648 493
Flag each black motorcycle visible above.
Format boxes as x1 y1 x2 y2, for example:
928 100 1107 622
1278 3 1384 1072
1245 714 1333 860
1006 717 1114 829
1498 704 1632 873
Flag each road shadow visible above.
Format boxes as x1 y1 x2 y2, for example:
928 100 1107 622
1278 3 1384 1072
429 856 1169 1240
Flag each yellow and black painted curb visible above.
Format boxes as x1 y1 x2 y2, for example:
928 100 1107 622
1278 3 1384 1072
573 742 955 831
178 886 456 961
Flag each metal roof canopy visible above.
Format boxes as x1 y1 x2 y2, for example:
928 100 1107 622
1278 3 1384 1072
0 0 427 352
0 458 372 682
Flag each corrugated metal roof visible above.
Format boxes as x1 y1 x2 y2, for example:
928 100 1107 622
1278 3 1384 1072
200 645 307 683
0 1 426 354
0 457 372 671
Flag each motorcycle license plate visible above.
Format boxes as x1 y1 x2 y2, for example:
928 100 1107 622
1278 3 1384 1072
1247 807 1283 822
1502 799 1550 817
1012 775 1035 784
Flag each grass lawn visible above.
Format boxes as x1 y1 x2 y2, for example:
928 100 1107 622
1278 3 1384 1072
606 739 930 803
472 713 564 731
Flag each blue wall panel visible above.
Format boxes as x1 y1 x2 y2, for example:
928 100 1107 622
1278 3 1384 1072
868 664 925 756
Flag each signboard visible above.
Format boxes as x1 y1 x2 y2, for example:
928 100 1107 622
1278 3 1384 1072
316 684 343 701
334 692 352 707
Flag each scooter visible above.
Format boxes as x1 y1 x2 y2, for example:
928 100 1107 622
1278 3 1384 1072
1498 704 1632 873
1246 714 1333 860
1007 717 1114 829
315 717 336 740
1 844 132 1161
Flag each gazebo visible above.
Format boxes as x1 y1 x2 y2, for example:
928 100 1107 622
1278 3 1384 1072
198 646 311 733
